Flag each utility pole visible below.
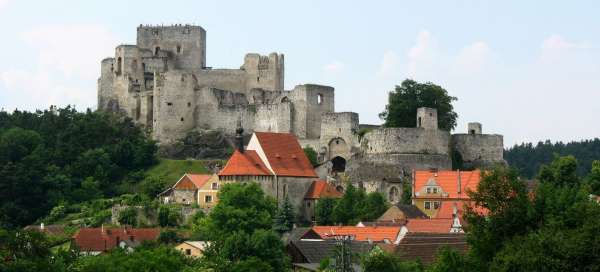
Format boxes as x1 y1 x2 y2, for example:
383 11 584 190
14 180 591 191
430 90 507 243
333 234 355 272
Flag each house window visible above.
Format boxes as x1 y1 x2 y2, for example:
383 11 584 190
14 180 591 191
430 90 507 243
426 187 431 194
433 187 438 194
434 201 440 209
211 183 218 190
307 201 311 207
424 201 431 210
205 195 212 203
185 249 191 255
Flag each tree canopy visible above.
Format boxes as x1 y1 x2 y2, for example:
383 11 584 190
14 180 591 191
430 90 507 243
0 106 157 228
379 79 458 131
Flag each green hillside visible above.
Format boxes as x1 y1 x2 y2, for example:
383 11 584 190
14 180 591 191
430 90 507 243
145 159 212 185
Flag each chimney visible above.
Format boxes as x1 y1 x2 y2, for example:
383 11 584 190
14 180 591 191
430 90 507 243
101 224 105 234
457 170 462 195
235 118 244 153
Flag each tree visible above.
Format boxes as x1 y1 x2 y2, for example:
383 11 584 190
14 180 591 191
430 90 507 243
585 160 600 194
315 197 337 225
201 183 288 272
273 196 295 234
361 246 422 272
537 155 579 186
379 79 458 131
118 206 138 226
360 192 389 221
158 205 181 227
303 146 319 166
333 183 359 225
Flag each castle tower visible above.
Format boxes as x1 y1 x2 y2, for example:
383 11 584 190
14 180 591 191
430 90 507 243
136 25 207 70
242 53 284 91
416 107 438 130
468 122 482 135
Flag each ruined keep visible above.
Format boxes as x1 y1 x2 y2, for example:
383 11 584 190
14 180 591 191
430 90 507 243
97 24 505 205
98 24 334 144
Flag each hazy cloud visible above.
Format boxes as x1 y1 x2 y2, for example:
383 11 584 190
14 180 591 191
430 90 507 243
323 60 344 74
0 24 117 110
453 41 491 75
377 50 400 78
407 30 438 78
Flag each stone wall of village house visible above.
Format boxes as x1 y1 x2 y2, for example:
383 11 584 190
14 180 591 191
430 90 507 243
172 189 197 205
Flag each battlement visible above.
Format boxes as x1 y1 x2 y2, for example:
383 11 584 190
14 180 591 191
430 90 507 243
136 24 205 32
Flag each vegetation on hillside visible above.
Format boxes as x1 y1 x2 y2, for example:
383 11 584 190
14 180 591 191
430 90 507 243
379 79 458 131
505 138 600 179
0 107 157 228
316 183 389 225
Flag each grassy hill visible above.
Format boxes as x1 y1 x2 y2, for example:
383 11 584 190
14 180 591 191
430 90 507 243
146 159 211 184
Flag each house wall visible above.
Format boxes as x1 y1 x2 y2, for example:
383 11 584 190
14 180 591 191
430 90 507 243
175 243 204 258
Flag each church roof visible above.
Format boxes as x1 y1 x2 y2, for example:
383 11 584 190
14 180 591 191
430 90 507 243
253 132 318 177
304 180 343 199
219 150 273 176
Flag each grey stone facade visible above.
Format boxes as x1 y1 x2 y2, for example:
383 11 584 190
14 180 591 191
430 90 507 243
98 25 334 144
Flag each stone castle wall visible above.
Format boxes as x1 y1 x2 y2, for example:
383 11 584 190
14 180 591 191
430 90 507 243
451 134 504 167
362 128 451 156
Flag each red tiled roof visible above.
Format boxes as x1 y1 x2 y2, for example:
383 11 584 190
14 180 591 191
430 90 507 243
414 170 481 200
218 150 273 176
254 132 318 177
72 227 160 252
187 174 212 188
304 180 343 199
433 201 489 219
312 226 401 242
405 218 454 233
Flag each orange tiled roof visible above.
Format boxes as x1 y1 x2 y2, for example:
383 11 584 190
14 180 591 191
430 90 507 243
304 180 343 199
219 150 273 176
254 132 318 177
414 170 481 200
72 227 160 252
312 226 401 242
187 174 212 188
405 218 454 233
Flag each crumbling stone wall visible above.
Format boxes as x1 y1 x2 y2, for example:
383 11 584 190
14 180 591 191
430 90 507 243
362 128 451 156
451 134 505 168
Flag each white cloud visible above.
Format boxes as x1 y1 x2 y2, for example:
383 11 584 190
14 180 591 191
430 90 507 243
0 0 9 10
323 61 344 74
453 41 491 75
21 24 117 79
540 34 591 63
377 50 399 77
0 24 117 110
407 30 437 78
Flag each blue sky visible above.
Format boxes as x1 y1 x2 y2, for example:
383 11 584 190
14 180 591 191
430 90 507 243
0 0 599 146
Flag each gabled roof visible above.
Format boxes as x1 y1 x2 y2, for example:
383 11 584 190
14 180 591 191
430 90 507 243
405 218 455 233
172 174 213 190
304 180 343 199
289 239 374 263
180 241 209 251
377 205 429 222
312 226 401 243
254 132 317 177
218 150 273 176
414 170 481 200
395 233 468 265
72 227 160 252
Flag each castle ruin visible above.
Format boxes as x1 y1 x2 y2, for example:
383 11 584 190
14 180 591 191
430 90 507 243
97 24 505 204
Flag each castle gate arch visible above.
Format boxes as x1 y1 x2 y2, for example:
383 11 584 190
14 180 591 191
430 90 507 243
328 137 350 161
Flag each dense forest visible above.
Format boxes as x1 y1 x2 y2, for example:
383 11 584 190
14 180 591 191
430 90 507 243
0 106 157 228
505 138 600 178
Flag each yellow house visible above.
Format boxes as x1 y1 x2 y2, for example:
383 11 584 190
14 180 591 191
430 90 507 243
197 175 222 209
175 241 209 258
412 170 481 218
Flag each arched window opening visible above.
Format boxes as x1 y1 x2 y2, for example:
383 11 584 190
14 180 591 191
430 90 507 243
389 186 399 203
176 45 182 54
331 156 346 173
418 117 422 127
116 57 122 74
317 93 323 104
154 47 161 56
